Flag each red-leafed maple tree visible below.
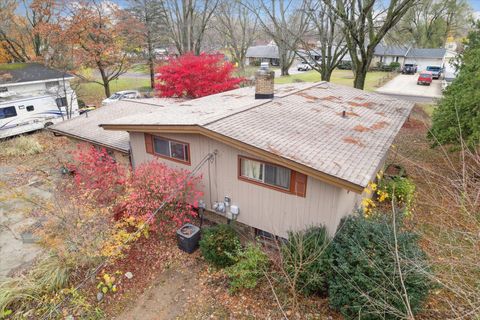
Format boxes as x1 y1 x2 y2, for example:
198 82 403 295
155 53 244 98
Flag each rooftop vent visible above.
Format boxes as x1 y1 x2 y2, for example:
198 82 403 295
255 62 274 99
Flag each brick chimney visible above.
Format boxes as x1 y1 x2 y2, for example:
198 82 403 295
255 62 274 99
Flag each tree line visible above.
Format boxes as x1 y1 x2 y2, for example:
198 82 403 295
0 0 473 95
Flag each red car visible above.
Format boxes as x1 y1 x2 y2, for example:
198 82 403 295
417 71 433 86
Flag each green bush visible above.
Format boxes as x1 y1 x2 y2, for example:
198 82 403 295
282 226 331 296
328 215 431 320
200 224 241 268
390 61 401 69
380 177 415 213
429 21 480 147
225 244 269 293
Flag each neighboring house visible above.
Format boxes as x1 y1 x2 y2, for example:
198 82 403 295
245 45 280 66
100 70 414 238
0 63 79 138
372 45 409 66
373 45 457 71
49 98 174 166
246 45 351 67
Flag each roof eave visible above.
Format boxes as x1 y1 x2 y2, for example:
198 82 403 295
49 127 130 154
100 123 366 193
0 76 75 88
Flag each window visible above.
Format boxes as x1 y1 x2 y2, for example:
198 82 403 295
0 106 17 119
240 158 290 189
238 156 307 196
26 105 34 112
55 97 68 108
46 81 60 90
145 134 190 164
0 87 7 93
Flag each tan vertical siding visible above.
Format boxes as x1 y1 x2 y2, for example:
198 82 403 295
129 132 361 237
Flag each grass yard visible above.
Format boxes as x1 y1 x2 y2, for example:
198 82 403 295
75 78 151 106
276 69 390 92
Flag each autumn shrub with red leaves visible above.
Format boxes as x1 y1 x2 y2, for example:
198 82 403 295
68 145 202 233
121 161 203 233
68 145 127 205
155 53 244 98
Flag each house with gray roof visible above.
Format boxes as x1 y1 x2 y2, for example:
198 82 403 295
99 67 414 238
373 45 456 71
245 44 281 66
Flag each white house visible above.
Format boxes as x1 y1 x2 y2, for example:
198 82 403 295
373 45 457 71
0 63 79 138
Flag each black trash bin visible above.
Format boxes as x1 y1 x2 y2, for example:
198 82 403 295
176 223 201 253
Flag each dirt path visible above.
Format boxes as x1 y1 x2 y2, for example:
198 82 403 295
115 259 203 320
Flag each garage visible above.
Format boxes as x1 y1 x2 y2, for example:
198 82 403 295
404 48 447 71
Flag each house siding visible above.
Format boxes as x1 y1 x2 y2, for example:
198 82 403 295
130 132 362 237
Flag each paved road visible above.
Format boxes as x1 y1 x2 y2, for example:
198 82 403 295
375 74 442 103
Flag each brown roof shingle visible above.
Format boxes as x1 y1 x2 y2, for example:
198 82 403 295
101 82 413 188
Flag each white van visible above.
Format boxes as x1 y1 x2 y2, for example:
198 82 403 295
0 93 79 139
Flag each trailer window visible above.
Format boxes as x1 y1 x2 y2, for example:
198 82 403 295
26 105 34 112
55 97 68 107
0 106 17 119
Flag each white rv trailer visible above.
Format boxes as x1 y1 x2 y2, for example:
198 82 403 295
0 91 79 139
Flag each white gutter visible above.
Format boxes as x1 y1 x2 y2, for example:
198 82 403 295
0 77 75 88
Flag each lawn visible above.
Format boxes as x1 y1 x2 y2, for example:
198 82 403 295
276 69 390 92
75 77 151 106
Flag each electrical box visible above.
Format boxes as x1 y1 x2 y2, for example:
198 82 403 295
230 205 239 215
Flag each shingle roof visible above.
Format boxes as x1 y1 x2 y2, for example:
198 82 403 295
406 48 447 59
0 63 72 86
50 100 173 152
374 45 448 59
374 45 409 56
102 83 413 190
246 45 279 59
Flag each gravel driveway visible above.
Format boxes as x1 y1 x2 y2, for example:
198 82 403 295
376 74 443 99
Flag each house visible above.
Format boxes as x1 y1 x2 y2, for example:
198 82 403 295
373 45 457 71
49 98 174 166
99 67 414 238
0 63 79 138
245 44 280 66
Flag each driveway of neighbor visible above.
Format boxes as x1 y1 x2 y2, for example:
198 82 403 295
375 74 443 100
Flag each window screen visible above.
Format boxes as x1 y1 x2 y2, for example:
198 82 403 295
153 136 189 162
240 157 291 190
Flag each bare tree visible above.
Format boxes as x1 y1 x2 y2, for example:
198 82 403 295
215 0 257 71
243 0 310 76
161 0 219 55
386 0 472 48
129 0 167 89
324 0 416 89
296 0 347 81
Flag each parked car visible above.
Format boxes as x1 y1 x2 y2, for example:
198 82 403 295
426 66 442 79
417 71 433 86
102 90 140 106
402 63 417 74
297 62 312 71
